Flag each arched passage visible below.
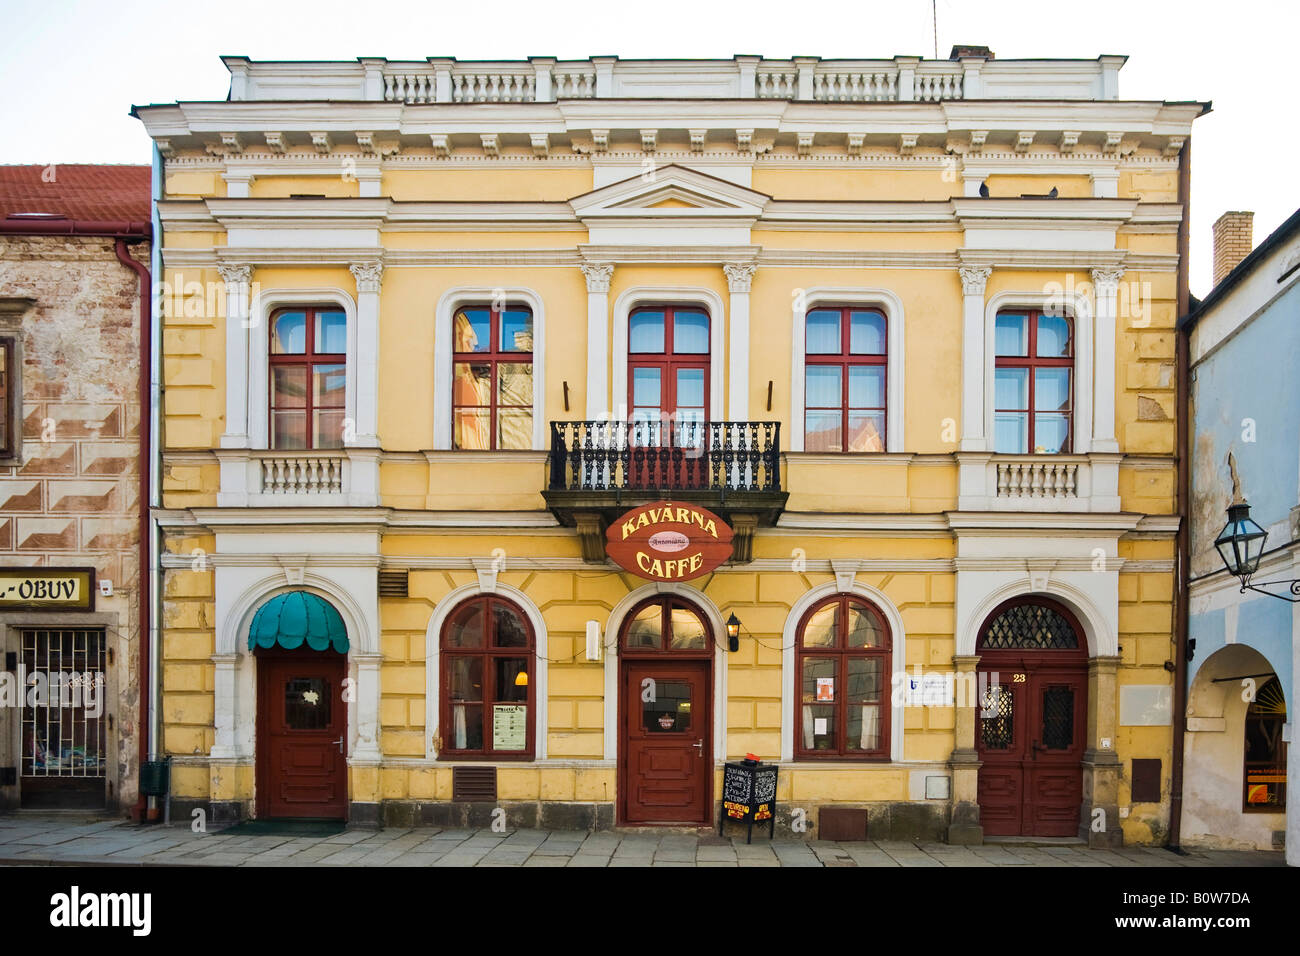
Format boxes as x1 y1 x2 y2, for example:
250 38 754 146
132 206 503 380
1182 643 1287 849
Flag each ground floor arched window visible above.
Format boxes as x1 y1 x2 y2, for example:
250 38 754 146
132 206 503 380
1244 677 1287 811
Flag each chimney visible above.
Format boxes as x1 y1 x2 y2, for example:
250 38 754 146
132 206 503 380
950 45 994 59
1212 211 1254 286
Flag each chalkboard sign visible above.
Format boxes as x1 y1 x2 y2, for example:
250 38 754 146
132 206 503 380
720 761 777 843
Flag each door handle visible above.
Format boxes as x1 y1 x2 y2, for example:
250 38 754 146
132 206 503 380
692 738 704 757
334 736 345 754
1030 739 1041 761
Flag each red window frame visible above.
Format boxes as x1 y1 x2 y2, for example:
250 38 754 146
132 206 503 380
804 306 887 453
627 306 710 425
268 306 346 450
794 593 892 760
618 596 716 658
439 595 535 760
993 308 1073 454
451 305 534 450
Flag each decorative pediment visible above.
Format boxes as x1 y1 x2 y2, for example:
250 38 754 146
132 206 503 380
569 165 770 245
570 164 770 220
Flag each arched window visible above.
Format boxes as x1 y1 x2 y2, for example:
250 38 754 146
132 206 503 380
795 594 891 759
452 304 534 450
620 596 713 654
978 600 1081 650
804 306 886 452
1244 677 1287 811
269 307 347 449
993 308 1073 454
439 595 534 759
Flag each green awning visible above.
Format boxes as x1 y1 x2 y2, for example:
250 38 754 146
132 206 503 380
248 591 348 653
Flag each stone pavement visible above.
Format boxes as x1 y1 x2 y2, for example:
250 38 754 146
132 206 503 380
0 816 1285 867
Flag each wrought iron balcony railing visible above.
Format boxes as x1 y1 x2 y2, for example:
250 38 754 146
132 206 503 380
548 420 781 493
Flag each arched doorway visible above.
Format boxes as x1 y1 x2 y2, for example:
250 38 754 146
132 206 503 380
617 595 714 825
1183 643 1287 848
976 597 1088 837
251 590 349 820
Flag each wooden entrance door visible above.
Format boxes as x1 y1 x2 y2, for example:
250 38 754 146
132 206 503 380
628 306 710 489
976 598 1088 837
257 649 348 819
618 596 714 825
977 665 1087 836
622 661 712 824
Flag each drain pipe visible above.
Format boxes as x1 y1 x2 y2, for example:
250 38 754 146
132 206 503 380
112 233 153 823
1168 138 1192 852
147 144 165 822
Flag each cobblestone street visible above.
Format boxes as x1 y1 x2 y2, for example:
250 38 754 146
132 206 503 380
0 817 1285 868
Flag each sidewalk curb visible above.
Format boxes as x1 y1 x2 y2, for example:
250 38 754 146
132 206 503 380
0 855 207 868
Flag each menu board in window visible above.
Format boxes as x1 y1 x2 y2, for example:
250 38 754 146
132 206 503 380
492 704 527 750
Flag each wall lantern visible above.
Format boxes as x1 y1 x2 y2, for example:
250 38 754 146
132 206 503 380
1215 500 1300 602
726 613 742 653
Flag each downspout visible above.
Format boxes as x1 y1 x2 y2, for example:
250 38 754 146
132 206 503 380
149 146 164 808
113 225 153 823
1169 137 1192 852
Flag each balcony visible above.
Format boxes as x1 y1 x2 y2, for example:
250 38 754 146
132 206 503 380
215 447 381 508
956 453 1122 513
543 420 788 562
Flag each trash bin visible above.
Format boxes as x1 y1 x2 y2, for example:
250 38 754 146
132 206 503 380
139 758 170 797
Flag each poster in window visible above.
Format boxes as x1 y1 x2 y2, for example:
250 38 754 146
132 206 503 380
815 677 834 702
492 703 527 750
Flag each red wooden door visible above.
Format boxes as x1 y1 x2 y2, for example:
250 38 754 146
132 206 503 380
628 307 710 489
977 662 1085 836
1022 668 1087 835
257 650 348 819
621 660 712 824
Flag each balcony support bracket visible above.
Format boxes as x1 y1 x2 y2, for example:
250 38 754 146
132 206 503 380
574 511 608 564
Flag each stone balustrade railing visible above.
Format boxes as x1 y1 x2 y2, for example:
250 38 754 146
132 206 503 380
259 453 345 495
996 458 1080 500
224 54 1124 104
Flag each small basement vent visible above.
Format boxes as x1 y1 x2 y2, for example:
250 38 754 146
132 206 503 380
1130 759 1161 803
452 766 497 802
818 807 868 841
378 570 409 598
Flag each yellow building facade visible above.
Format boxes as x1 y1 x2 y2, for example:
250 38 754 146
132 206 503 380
135 52 1202 843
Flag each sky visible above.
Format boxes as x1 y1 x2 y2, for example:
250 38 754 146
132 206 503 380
2 0 1296 296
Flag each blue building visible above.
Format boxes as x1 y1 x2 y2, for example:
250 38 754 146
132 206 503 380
1182 208 1300 861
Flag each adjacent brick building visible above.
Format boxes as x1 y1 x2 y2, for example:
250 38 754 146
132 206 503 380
0 165 151 812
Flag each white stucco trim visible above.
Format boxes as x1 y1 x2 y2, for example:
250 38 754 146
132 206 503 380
246 287 360 450
611 287 727 421
982 289 1096 455
433 287 547 450
601 583 729 763
956 576 1116 659
779 581 907 763
423 582 549 760
789 289 906 452
215 571 379 766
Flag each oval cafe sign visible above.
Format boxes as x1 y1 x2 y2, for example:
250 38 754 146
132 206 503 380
605 501 734 582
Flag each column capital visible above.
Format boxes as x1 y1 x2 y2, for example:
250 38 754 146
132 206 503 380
959 265 992 296
723 262 756 293
217 263 251 285
350 261 384 293
580 262 614 293
1090 268 1124 293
